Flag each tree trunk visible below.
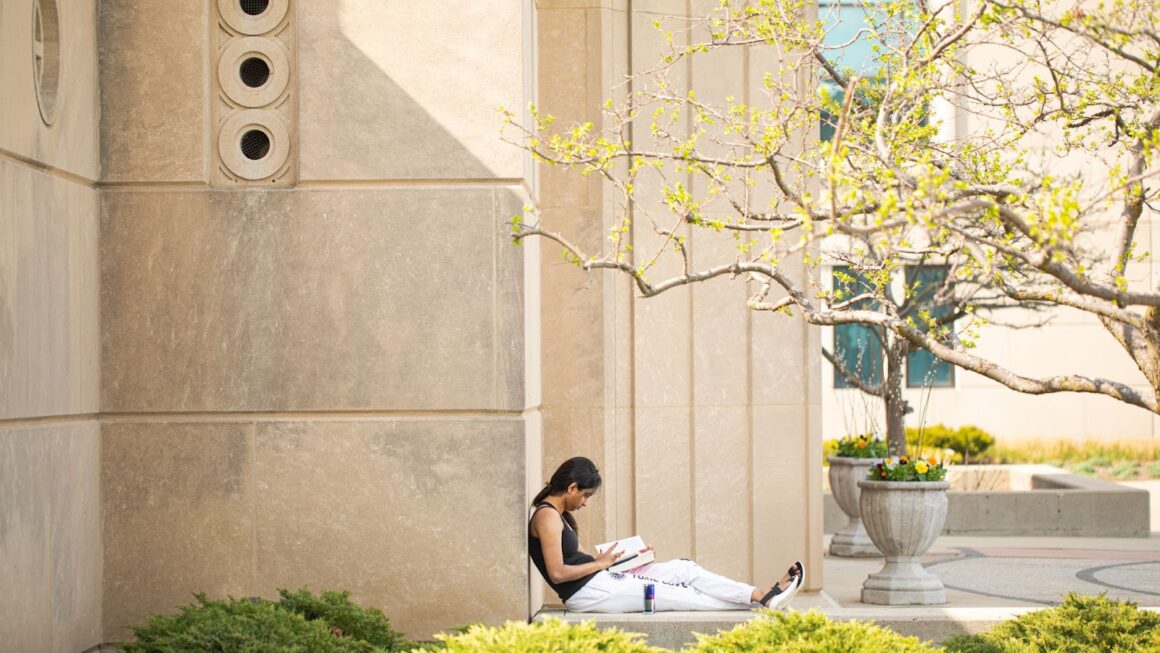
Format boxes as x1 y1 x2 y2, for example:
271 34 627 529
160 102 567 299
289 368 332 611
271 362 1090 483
883 335 909 456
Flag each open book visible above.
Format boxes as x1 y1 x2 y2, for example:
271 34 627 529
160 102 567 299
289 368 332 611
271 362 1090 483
595 535 655 573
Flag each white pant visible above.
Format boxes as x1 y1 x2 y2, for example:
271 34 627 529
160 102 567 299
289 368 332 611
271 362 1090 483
564 559 756 612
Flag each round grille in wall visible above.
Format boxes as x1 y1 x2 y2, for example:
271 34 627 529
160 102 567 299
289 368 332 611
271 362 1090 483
32 0 61 125
217 37 290 107
218 109 290 180
239 57 270 87
240 0 270 15
218 0 289 35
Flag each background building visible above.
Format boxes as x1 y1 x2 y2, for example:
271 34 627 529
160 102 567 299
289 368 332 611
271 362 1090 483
815 0 1160 444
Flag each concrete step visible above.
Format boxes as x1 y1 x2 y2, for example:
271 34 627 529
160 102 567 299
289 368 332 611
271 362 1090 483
534 599 1036 649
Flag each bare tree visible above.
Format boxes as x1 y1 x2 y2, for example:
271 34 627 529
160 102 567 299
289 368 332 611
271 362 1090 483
502 0 1160 452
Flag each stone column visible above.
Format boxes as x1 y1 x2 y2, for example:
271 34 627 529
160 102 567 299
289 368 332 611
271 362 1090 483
99 0 537 641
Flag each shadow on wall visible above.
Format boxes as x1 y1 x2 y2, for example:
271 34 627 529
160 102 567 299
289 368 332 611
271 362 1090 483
98 0 532 644
297 1 517 180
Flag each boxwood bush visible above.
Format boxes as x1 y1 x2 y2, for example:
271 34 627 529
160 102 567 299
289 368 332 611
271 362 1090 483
278 588 406 651
124 589 410 653
428 618 663 653
907 424 995 463
943 593 1160 653
686 610 940 653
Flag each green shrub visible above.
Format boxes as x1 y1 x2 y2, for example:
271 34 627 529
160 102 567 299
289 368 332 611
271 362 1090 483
1147 460 1160 479
1068 459 1098 476
429 618 663 652
1112 461 1140 479
907 424 995 463
124 594 391 653
943 593 1160 653
277 588 409 652
685 610 940 653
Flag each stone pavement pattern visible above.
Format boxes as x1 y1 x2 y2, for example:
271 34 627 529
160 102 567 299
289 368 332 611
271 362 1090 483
543 532 1160 648
811 534 1160 610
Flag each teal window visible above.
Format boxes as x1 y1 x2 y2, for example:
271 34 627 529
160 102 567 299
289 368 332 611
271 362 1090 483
832 266 883 388
905 265 954 387
818 0 913 142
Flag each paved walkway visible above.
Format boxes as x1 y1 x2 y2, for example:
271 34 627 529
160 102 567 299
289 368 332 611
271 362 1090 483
802 533 1160 612
542 533 1160 647
810 480 1160 612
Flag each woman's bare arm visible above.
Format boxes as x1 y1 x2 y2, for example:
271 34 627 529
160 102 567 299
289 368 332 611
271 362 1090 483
530 509 620 583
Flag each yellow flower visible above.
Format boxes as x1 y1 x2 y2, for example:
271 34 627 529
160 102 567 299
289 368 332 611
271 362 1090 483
915 461 929 474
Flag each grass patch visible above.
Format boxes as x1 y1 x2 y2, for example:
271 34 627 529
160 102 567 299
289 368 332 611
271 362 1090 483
1147 460 1160 479
994 439 1160 480
992 439 1160 466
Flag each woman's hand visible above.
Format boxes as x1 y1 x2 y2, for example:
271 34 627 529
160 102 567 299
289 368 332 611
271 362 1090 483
595 544 622 570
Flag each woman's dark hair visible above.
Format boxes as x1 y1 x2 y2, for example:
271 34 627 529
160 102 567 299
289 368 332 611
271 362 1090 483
532 457 602 533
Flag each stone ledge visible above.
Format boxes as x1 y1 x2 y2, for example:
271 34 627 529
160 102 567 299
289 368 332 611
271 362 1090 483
536 604 1160 648
825 465 1151 538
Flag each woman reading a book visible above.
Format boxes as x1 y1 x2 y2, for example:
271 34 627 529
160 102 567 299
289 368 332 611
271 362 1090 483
529 456 804 613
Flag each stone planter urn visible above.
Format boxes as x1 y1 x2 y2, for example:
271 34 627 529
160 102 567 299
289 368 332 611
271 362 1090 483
857 479 949 605
827 456 882 557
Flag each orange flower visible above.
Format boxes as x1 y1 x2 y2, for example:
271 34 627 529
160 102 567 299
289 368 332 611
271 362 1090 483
928 456 938 466
900 455 909 465
858 440 867 448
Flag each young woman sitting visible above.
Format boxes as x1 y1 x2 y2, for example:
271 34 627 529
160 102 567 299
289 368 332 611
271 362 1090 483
529 456 804 612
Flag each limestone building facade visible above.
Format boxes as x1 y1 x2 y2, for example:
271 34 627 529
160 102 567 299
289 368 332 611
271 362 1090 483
1 1 820 649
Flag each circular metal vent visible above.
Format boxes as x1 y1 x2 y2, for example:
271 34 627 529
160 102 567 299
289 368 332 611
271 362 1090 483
240 129 271 160
218 110 289 180
32 0 61 125
219 0 288 35
239 57 270 88
240 0 269 16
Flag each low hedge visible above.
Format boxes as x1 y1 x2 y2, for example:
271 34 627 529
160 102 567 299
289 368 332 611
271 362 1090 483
428 618 663 652
686 610 939 653
429 598 1160 652
906 424 996 463
124 591 1160 653
943 593 1160 653
124 589 411 653
278 588 407 651
426 612 936 653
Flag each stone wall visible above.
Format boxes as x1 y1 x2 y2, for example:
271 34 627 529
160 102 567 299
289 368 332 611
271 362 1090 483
98 0 536 642
0 1 103 651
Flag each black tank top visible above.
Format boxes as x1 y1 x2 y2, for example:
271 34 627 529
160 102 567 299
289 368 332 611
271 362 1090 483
528 503 597 601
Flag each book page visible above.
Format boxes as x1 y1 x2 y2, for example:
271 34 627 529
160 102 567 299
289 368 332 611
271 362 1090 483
595 535 646 555
595 535 654 572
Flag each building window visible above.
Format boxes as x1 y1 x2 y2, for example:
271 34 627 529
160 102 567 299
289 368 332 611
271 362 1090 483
832 266 883 389
831 265 955 389
818 0 913 141
905 265 954 388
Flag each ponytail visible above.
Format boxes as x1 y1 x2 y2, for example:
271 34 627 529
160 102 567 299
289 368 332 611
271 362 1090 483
531 484 552 508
